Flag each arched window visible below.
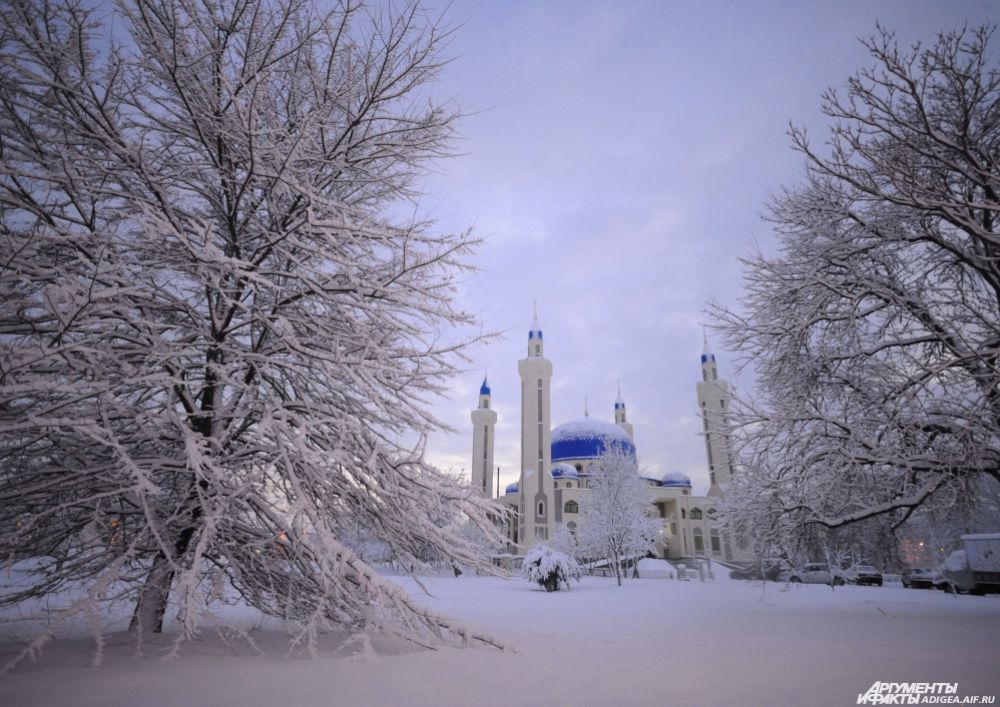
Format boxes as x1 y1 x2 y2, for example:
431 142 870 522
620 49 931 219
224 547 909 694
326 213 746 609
537 501 545 517
710 528 721 553
565 481 573 489
693 527 704 553
574 463 582 472
681 508 686 519
690 508 703 520
564 500 578 514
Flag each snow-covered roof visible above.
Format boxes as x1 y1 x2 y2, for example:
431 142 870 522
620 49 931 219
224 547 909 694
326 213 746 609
639 470 662 485
660 470 692 488
551 417 636 462
550 463 579 480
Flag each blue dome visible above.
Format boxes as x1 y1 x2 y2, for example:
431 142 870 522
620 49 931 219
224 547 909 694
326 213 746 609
480 377 491 396
551 418 636 463
660 470 691 488
504 482 519 495
550 463 579 480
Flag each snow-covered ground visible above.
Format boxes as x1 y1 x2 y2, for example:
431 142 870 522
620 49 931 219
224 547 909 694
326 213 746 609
2 572 999 706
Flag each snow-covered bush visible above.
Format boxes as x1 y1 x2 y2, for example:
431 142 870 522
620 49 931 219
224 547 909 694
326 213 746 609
522 545 581 592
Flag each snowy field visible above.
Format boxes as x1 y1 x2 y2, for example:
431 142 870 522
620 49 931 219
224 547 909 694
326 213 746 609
2 572 999 707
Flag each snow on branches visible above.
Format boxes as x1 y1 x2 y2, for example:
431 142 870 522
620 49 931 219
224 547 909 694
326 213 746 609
712 25 1000 555
578 444 658 586
0 0 506 663
521 545 581 592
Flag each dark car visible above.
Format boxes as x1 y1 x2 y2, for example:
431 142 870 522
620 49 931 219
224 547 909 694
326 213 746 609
901 568 937 589
729 561 786 582
845 564 883 586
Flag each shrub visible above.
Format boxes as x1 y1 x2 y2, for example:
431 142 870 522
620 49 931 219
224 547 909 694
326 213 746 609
522 545 581 592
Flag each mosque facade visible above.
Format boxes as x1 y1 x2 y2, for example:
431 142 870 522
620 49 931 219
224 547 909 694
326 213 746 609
470 313 745 562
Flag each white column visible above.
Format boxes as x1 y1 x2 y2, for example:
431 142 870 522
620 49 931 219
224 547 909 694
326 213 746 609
471 378 497 497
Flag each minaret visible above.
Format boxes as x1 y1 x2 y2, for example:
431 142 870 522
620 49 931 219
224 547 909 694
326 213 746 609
470 375 497 497
614 382 634 441
517 305 554 547
697 335 733 497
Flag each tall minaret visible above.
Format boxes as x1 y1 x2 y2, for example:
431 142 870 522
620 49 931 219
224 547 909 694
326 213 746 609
697 335 734 497
517 306 554 547
614 383 634 441
470 375 497 497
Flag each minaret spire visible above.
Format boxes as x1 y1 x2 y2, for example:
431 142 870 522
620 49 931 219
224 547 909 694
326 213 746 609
614 380 633 439
701 329 718 381
528 303 543 357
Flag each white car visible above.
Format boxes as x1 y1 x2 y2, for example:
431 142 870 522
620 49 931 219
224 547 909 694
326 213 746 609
789 563 845 585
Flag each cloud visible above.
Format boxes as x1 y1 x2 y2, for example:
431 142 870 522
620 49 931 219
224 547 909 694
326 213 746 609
422 0 999 495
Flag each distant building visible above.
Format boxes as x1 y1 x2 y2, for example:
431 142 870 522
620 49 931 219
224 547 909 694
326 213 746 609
470 312 747 562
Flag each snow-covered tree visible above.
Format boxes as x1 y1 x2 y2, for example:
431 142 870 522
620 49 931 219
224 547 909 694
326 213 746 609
578 445 658 586
0 0 506 664
548 523 580 559
521 545 581 592
713 25 1000 554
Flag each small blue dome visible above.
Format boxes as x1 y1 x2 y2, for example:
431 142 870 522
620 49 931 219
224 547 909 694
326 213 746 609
551 418 636 462
480 377 491 396
504 482 519 495
660 470 692 488
529 313 543 340
550 463 579 480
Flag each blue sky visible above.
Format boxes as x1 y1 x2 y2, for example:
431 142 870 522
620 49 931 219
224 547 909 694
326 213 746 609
417 0 999 494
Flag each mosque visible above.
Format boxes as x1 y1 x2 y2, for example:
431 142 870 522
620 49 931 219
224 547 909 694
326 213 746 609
470 312 745 563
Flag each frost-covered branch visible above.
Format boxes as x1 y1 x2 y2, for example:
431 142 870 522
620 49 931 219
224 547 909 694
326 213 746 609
712 25 1000 559
0 0 506 665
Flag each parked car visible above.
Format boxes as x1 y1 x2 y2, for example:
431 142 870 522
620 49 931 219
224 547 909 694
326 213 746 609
938 534 1000 595
729 560 786 582
789 563 845 586
844 564 883 586
901 568 937 589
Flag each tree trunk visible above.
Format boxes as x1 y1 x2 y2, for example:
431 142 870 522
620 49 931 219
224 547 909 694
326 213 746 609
129 552 175 637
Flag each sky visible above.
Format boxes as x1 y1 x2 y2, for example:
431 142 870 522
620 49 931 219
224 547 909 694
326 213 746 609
416 0 1000 495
